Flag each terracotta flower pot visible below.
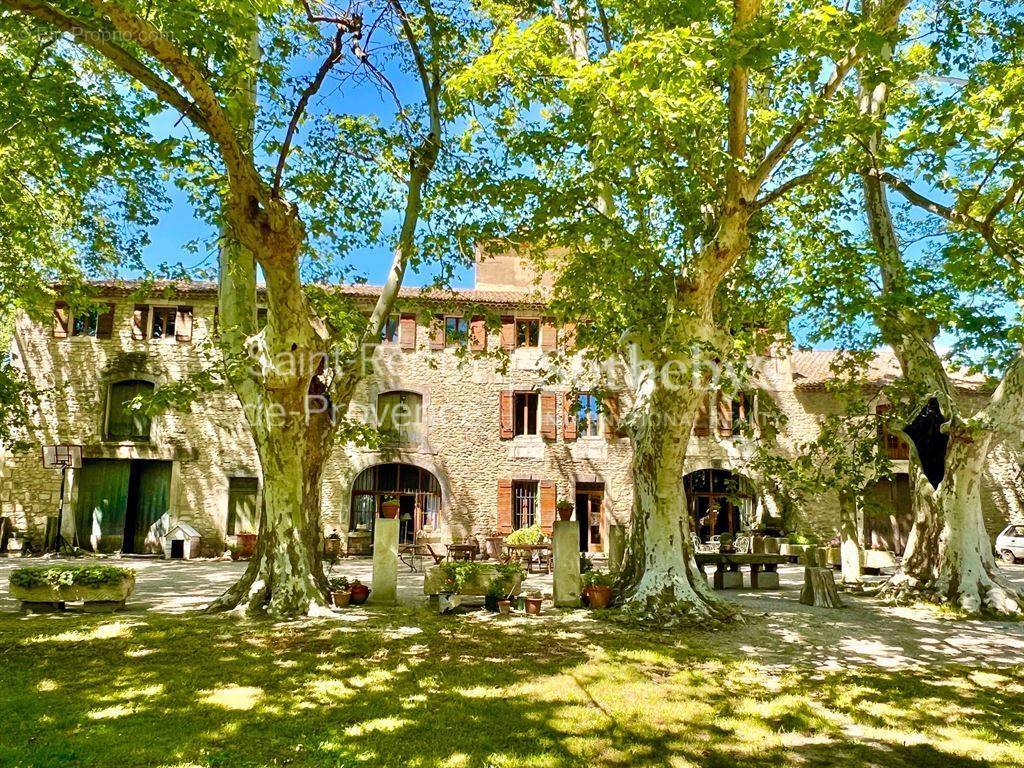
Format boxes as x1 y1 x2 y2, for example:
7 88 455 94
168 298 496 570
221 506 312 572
380 502 400 519
525 596 543 615
349 582 370 605
556 506 573 522
497 600 512 615
331 590 351 608
586 584 614 609
235 533 258 559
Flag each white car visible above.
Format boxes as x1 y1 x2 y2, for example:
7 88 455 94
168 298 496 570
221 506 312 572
995 524 1024 564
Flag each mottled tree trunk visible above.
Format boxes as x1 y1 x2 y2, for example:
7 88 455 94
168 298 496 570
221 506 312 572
887 429 1021 614
618 371 735 625
838 490 862 585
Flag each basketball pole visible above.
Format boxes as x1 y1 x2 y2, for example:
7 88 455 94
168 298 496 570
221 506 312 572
51 462 72 556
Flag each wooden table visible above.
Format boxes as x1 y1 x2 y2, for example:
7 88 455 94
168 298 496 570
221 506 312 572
694 553 789 590
505 543 552 574
446 543 479 562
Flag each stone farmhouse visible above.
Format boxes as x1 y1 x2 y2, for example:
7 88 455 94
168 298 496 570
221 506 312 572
1 252 1022 558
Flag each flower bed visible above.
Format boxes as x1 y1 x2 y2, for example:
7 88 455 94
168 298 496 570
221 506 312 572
8 565 136 611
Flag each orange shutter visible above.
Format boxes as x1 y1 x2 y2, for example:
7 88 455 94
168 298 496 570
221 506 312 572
693 393 710 436
561 322 577 350
499 391 514 439
539 481 556 534
717 392 733 436
497 479 513 534
603 394 623 438
562 393 578 441
540 392 557 440
175 306 193 342
96 303 116 339
132 304 149 340
399 313 417 350
541 317 557 351
470 315 486 351
429 315 445 350
53 302 70 338
500 316 515 351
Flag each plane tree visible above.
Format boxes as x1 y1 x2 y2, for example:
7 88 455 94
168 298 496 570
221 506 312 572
447 0 910 624
0 0 482 617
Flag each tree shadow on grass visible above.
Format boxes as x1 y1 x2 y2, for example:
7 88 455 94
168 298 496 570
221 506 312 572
0 606 1021 768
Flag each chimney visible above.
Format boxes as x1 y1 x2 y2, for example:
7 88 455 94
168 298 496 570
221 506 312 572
473 243 555 292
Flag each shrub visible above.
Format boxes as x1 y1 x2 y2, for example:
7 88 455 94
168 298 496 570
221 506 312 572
10 565 134 590
581 569 616 588
505 524 545 546
327 576 350 592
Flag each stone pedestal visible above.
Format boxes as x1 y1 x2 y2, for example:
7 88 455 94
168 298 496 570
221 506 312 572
371 518 398 605
552 520 581 607
747 571 779 589
607 525 626 573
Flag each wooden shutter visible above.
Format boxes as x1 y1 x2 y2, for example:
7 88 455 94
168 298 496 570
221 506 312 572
717 392 733 436
429 315 445 350
693 393 711 436
562 393 578 441
470 315 486 351
499 391 514 439
95 303 116 339
603 394 623 438
541 317 557 352
497 479 513 534
53 302 70 339
500 316 515 351
399 313 417 350
175 306 193 342
540 481 556 534
561 322 577 350
132 304 149 340
540 392 557 440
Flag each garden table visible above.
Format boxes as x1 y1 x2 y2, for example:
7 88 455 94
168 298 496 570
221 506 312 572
505 543 552 574
446 543 479 562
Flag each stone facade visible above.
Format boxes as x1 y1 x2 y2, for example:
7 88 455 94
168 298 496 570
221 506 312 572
2 257 1022 555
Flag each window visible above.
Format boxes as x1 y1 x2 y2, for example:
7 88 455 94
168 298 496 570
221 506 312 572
731 392 754 436
514 392 539 436
876 404 910 460
381 315 400 344
227 477 259 535
150 306 176 339
72 310 100 337
513 481 538 529
106 380 154 441
445 316 469 347
515 318 540 348
576 393 601 437
377 391 423 443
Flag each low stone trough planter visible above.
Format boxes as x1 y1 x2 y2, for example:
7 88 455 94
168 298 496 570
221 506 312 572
8 565 136 613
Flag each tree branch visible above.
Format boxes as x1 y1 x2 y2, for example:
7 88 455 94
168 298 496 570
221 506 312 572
748 0 910 194
752 170 818 211
272 26 348 197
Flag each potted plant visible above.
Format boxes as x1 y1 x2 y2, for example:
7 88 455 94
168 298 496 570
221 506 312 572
581 570 616 609
497 599 512 615
9 565 135 611
524 592 543 615
483 529 505 560
235 532 258 559
556 499 574 522
485 578 506 612
348 578 370 604
380 495 400 519
328 576 351 607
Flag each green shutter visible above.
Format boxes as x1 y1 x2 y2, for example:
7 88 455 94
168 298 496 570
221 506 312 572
227 477 259 535
132 461 171 553
107 380 153 440
75 460 130 552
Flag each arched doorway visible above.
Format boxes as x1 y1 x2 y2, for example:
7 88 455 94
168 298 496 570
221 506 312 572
684 469 753 542
350 463 442 545
865 472 912 553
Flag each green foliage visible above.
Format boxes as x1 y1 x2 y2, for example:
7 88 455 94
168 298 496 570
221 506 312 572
581 569 615 588
9 565 134 590
504 524 545 546
327 576 350 592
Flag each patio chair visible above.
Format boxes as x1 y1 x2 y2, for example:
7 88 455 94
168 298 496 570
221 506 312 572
421 542 447 566
734 535 751 555
691 533 717 554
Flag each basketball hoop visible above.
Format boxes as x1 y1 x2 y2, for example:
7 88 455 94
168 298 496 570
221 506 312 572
42 444 83 470
41 444 83 555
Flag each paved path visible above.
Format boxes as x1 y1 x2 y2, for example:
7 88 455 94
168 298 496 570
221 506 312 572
3 554 1023 670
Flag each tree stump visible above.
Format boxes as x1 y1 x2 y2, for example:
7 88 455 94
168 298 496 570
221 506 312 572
799 567 844 608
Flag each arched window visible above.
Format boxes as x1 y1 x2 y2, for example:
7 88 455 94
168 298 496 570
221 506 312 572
106 379 154 441
377 391 422 443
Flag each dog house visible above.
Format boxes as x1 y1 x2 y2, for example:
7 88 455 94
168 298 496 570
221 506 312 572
163 522 202 560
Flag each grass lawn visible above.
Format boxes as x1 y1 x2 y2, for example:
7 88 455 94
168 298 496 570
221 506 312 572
1 606 1023 768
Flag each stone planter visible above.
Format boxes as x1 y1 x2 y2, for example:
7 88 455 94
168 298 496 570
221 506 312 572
10 573 135 612
423 565 523 597
762 537 781 555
